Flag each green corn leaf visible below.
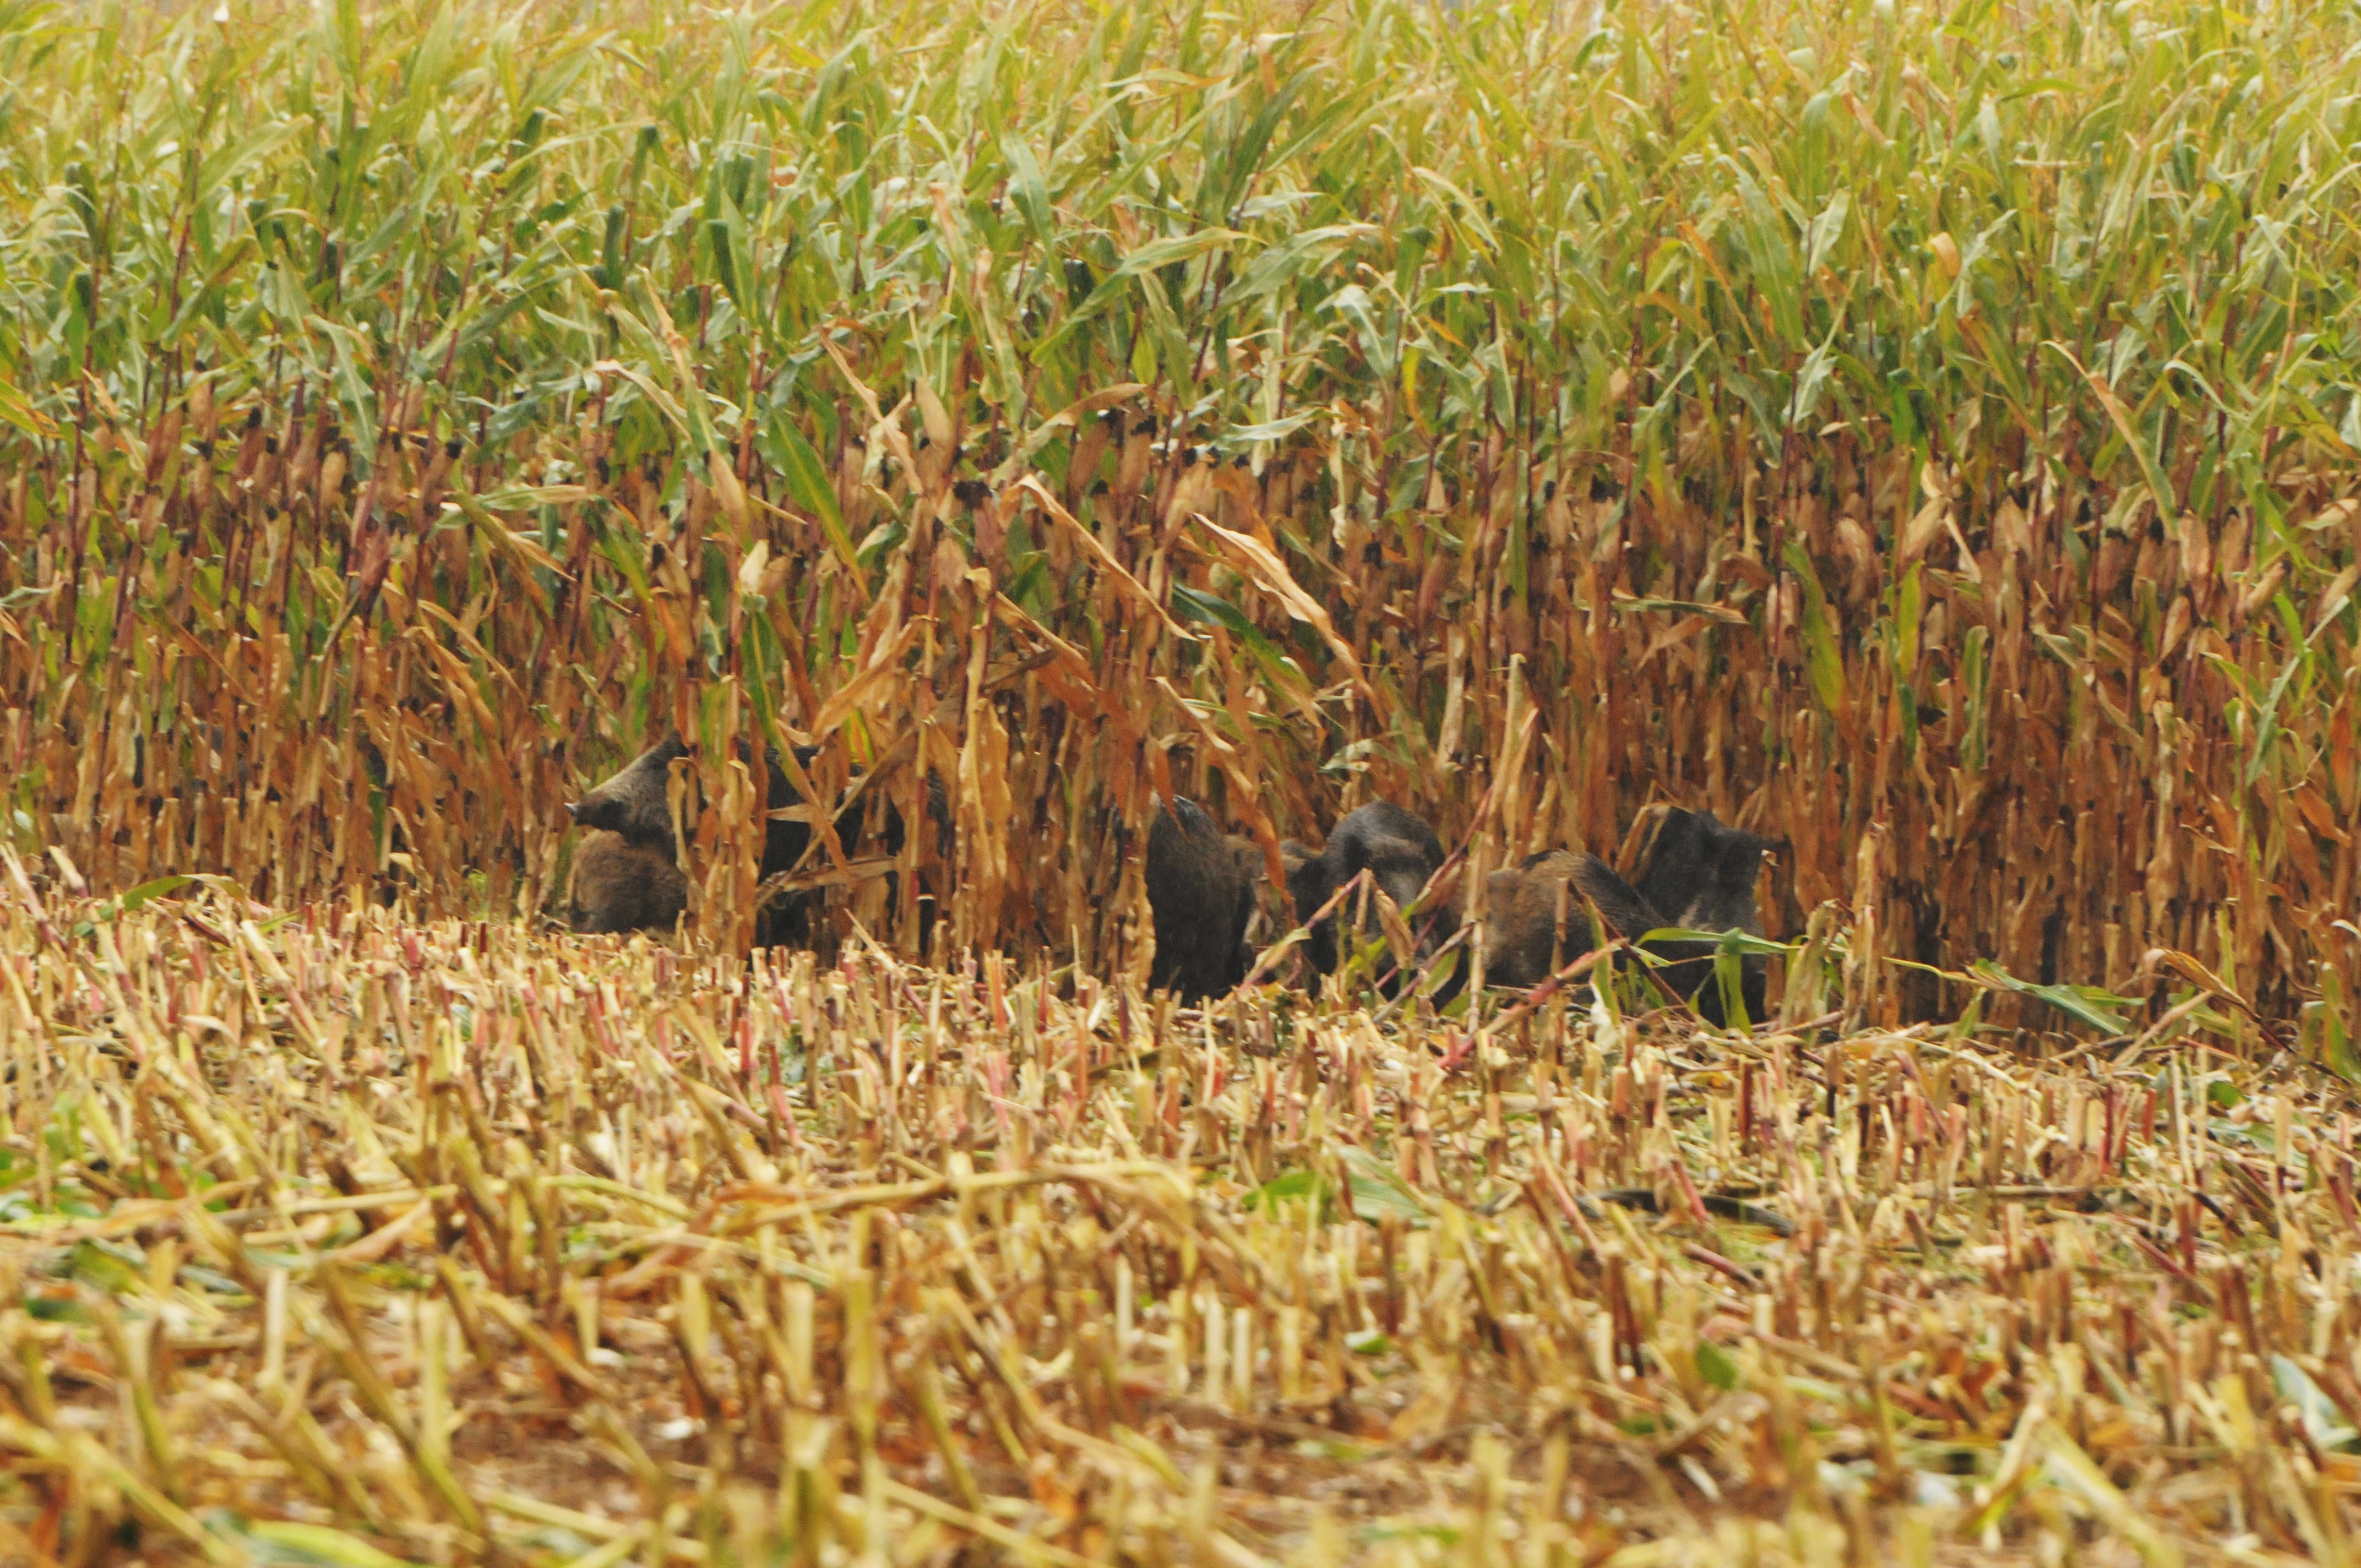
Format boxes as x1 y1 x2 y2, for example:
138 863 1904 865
1782 542 1847 718
755 411 862 579
1968 960 2135 1036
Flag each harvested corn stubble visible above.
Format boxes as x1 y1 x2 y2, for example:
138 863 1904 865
2 881 2358 1565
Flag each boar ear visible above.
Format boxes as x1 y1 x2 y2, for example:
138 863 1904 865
1280 840 1316 876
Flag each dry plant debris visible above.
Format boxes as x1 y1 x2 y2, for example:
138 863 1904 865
4 878 2360 1566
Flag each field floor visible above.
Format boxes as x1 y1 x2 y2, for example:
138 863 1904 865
2 881 2356 1567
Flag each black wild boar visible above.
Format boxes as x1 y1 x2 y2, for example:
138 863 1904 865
1628 807 1773 1026
1145 797 1260 1000
568 830 688 937
1477 850 1665 990
1283 801 1451 988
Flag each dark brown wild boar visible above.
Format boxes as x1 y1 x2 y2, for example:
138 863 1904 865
566 731 946 948
1145 796 1258 1000
1283 801 1452 990
1478 850 1664 990
568 830 688 937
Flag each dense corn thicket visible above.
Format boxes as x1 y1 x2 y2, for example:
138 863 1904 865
1 0 2358 1028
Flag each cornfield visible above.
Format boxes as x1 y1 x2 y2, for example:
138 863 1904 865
5 0 2361 1559
3 0 2358 1017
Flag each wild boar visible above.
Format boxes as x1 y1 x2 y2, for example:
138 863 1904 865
1628 807 1773 1026
567 830 688 937
566 731 945 948
1477 850 1664 990
1283 801 1452 989
1145 796 1259 1000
